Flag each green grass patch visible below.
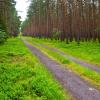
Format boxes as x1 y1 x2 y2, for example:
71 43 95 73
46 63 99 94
0 38 70 100
24 37 100 90
25 37 100 66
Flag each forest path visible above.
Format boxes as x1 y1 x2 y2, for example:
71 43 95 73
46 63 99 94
22 39 100 100
28 41 100 73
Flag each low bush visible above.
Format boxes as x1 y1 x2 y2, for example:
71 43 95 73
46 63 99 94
0 16 8 44
0 29 8 44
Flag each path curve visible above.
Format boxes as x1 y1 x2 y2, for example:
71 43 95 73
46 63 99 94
31 41 100 73
23 39 100 100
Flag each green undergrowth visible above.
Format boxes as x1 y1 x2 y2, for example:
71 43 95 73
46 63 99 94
24 37 100 90
0 38 70 100
25 37 100 66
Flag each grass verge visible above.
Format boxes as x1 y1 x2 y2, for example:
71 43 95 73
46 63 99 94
0 38 70 100
24 37 100 90
25 37 100 66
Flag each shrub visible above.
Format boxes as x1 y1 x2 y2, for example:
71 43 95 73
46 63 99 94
0 16 8 44
52 29 61 39
0 29 8 44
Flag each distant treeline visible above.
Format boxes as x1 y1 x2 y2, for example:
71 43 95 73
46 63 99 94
22 0 100 43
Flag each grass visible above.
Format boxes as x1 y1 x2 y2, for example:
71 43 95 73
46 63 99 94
0 38 70 100
25 37 100 66
24 37 100 90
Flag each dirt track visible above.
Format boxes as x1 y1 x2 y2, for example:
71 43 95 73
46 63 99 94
23 39 100 100
31 41 100 73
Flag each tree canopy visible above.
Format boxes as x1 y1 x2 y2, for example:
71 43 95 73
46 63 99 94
0 0 21 37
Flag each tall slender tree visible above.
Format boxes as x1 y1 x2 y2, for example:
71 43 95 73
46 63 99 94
22 0 100 43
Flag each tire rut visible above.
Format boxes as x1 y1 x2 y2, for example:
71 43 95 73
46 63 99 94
23 39 100 100
31 41 100 73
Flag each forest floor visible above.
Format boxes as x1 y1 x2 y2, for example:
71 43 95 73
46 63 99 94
25 37 100 66
24 37 100 90
22 38 100 100
0 38 68 100
25 38 100 73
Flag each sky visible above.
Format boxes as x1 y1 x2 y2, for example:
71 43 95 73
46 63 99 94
15 0 30 21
